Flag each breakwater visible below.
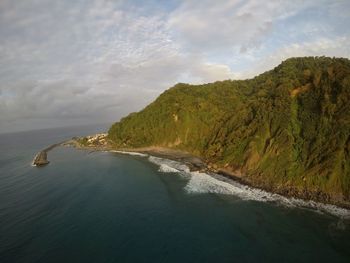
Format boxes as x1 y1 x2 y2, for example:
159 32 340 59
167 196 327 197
32 142 64 166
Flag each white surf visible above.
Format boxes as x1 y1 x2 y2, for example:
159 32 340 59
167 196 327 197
148 155 350 219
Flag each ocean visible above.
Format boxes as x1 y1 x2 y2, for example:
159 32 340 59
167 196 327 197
0 125 349 263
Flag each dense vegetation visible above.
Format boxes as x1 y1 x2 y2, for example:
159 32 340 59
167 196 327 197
108 57 350 206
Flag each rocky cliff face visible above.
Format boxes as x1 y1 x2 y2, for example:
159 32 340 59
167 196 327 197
108 57 350 207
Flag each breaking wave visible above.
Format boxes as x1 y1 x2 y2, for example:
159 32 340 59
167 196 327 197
110 150 148 157
148 156 350 219
149 156 190 177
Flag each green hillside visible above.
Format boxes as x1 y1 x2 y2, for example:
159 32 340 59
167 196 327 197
108 57 350 206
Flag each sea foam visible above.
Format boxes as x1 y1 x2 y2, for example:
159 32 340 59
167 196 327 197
110 150 148 157
149 156 190 175
148 155 350 218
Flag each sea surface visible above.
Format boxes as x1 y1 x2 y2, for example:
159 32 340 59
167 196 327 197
1 125 350 263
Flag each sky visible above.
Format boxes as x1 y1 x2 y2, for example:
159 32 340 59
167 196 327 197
1 0 350 133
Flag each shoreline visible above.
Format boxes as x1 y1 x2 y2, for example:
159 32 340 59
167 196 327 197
76 142 350 211
109 146 350 210
108 148 350 218
38 137 350 214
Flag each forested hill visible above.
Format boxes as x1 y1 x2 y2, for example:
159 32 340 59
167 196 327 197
108 56 350 207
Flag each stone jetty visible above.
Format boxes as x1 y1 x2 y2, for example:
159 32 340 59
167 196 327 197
32 142 64 166
32 151 49 166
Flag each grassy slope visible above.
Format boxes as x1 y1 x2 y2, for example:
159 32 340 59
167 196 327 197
108 57 350 205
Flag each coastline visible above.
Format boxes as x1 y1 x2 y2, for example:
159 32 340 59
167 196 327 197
36 135 350 215
114 146 207 171
67 136 350 212
108 146 350 211
109 147 350 218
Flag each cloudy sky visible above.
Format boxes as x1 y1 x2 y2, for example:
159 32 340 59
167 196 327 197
1 0 350 133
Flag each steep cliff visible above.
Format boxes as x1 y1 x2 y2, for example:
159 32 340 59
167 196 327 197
108 57 350 207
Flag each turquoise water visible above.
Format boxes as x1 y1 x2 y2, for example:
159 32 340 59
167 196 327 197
1 126 350 263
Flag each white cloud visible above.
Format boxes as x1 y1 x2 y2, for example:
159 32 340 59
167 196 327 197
167 0 309 54
0 0 349 133
0 0 237 133
238 36 350 78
